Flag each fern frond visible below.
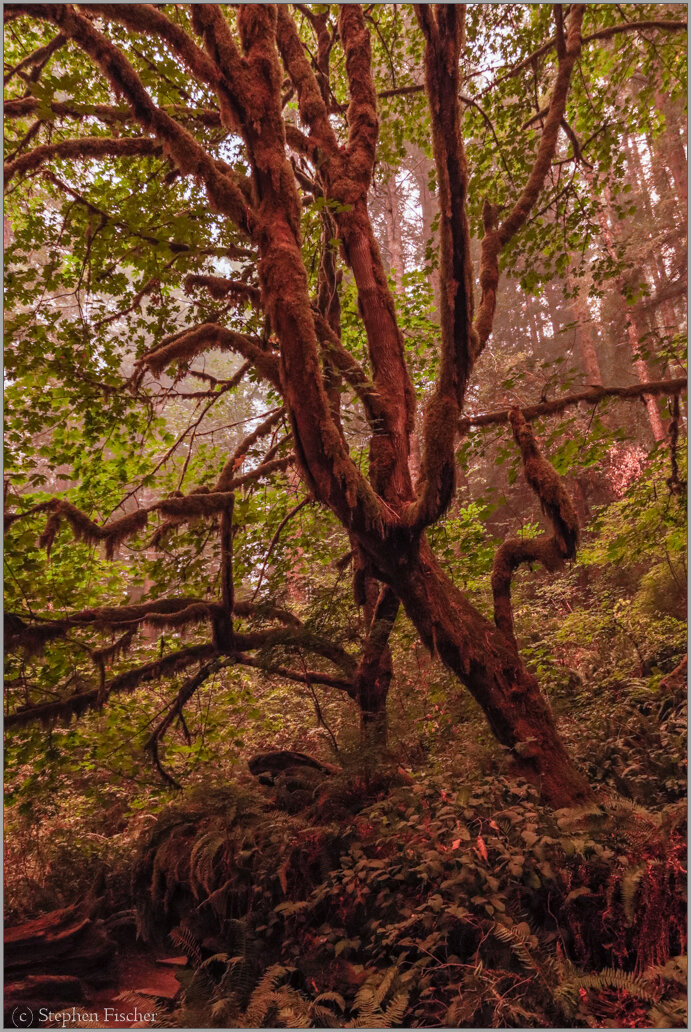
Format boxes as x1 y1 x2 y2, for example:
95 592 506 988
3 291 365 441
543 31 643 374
569 966 658 1002
647 997 688 1029
170 924 202 967
242 964 291 1027
383 990 409 1027
492 921 538 970
371 965 397 1008
621 864 647 925
314 991 346 1011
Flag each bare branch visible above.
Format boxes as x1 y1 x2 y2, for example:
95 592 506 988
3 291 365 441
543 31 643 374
251 496 310 602
474 5 586 354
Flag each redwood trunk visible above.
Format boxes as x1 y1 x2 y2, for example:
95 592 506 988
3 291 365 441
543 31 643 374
385 538 593 806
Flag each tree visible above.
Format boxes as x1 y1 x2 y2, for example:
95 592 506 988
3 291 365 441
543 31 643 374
4 3 686 806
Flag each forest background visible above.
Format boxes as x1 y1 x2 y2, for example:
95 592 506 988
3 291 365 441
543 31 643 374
3 3 688 1028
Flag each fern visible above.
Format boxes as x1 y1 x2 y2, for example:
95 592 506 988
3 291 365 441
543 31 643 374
241 963 291 1027
347 969 409 1028
190 830 227 898
314 991 346 1011
383 991 409 1027
492 921 538 970
647 997 688 1029
562 966 658 1003
169 924 202 967
621 863 647 925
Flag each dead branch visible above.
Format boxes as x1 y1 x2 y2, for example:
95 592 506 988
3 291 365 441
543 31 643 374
215 408 285 491
251 497 310 602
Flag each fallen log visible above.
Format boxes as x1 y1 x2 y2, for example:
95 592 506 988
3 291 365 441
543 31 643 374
4 905 115 1016
248 749 341 779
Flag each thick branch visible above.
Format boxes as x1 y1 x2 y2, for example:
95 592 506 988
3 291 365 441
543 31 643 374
136 322 280 386
184 274 261 307
406 4 473 529
351 582 399 723
18 4 252 231
277 3 415 504
459 377 688 430
339 5 378 189
4 136 162 185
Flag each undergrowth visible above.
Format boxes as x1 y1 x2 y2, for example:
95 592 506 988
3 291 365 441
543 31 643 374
128 749 686 1028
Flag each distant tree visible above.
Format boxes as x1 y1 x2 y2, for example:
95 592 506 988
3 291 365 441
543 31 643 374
4 3 686 805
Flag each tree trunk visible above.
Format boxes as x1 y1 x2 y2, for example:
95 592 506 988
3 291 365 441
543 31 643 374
351 569 398 748
593 178 665 442
385 537 593 807
383 171 404 291
565 272 603 385
653 93 687 220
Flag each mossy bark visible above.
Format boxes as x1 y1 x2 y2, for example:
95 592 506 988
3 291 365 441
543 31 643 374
385 539 593 807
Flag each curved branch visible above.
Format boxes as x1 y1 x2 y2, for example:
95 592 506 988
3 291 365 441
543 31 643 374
492 409 579 648
474 5 585 355
145 656 223 787
233 653 353 694
5 643 217 728
15 4 253 232
4 30 67 82
135 322 280 386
